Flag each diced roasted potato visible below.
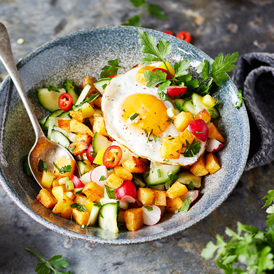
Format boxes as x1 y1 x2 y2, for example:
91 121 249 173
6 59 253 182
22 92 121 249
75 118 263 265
124 208 144 231
36 189 57 209
179 129 195 147
58 119 71 132
166 197 183 213
93 116 108 136
72 208 90 226
76 134 92 146
93 97 102 109
113 166 133 181
207 122 225 143
82 181 104 202
69 110 83 123
137 188 154 205
166 182 188 199
173 111 193 132
69 141 88 155
70 119 93 136
190 156 209 176
53 158 76 178
194 109 211 124
122 156 146 173
52 196 74 219
41 170 56 189
74 195 90 206
205 153 221 174
154 190 166 206
160 136 182 159
106 173 124 189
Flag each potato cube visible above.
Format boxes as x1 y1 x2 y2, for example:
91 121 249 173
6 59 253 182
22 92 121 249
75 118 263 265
160 136 182 159
137 188 154 205
58 119 71 132
179 129 195 147
190 156 209 176
106 173 124 189
74 195 90 206
122 156 146 173
72 208 90 225
41 170 56 189
173 111 193 132
194 109 211 124
69 141 88 155
53 158 76 178
166 197 184 213
70 119 93 136
69 110 83 123
166 182 188 199
82 181 104 202
82 76 96 95
76 134 92 146
52 196 73 219
36 189 57 209
94 97 102 109
207 122 225 143
124 208 144 231
205 153 221 174
154 190 166 206
93 116 108 136
113 166 133 181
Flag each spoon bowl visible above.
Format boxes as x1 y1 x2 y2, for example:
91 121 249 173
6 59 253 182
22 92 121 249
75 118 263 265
0 22 79 187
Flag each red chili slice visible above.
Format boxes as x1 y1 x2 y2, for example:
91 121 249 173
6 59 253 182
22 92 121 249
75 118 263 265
108 75 116 78
58 93 73 111
176 31 191 43
103 145 122 168
162 30 173 35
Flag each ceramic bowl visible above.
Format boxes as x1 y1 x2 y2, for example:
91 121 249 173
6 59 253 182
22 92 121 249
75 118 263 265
0 26 250 244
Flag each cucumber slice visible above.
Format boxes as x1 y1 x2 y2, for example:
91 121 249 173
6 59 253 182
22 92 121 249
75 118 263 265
57 111 72 119
177 171 201 188
182 100 198 115
207 107 220 119
77 161 87 175
39 115 49 130
50 129 71 149
98 202 119 233
120 200 129 210
43 109 63 130
87 204 101 226
94 78 111 94
36 88 66 112
63 79 79 104
92 132 111 153
75 83 91 105
149 184 165 191
144 161 181 186
53 126 77 143
174 99 185 112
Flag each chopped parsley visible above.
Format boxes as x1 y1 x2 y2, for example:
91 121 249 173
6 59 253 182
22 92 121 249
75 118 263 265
130 113 139 121
105 185 116 199
144 205 153 211
70 203 86 212
53 162 72 174
163 158 169 162
70 145 76 151
188 181 195 190
38 159 47 172
179 196 192 212
153 134 160 142
102 83 107 90
183 140 201 157
99 175 106 181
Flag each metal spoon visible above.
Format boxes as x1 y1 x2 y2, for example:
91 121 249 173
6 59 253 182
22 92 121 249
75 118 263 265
0 22 79 187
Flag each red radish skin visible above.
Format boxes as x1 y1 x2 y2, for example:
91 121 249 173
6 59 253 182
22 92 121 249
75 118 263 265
115 181 137 203
188 119 208 142
71 175 85 188
90 165 107 187
86 144 95 163
129 199 143 208
142 205 161 226
166 86 187 98
206 139 224 153
181 190 199 204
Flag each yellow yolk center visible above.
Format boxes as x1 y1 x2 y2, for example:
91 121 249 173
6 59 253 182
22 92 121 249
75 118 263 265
122 93 170 136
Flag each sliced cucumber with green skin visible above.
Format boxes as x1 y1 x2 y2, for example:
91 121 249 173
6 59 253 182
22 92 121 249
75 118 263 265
39 115 49 130
88 204 101 226
182 100 198 115
50 129 71 149
174 99 185 112
177 171 201 188
93 78 111 94
75 83 91 105
207 107 220 119
36 88 66 112
149 184 165 191
43 109 63 130
98 202 119 233
144 161 181 186
57 111 72 119
120 200 129 210
77 161 87 175
63 79 79 104
53 126 77 143
92 132 111 153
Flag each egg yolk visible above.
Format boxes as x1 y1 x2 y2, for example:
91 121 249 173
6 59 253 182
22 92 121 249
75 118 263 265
122 93 170 136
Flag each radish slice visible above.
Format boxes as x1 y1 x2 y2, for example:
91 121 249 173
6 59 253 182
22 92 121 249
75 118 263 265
142 205 161 226
80 171 92 184
181 190 199 203
115 181 136 203
121 195 136 203
91 165 108 187
206 139 224 153
71 175 85 188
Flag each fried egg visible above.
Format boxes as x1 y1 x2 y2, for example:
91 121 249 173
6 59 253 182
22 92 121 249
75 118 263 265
101 62 206 166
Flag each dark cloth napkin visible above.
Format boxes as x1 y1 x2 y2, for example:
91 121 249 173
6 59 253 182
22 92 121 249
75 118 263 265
232 53 274 171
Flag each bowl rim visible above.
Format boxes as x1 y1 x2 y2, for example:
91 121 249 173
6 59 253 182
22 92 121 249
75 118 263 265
0 25 250 244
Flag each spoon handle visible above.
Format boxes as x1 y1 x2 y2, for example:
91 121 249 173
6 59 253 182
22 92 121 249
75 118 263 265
0 23 44 140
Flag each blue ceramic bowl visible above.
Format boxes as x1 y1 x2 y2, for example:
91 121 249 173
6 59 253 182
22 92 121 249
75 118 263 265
0 26 250 244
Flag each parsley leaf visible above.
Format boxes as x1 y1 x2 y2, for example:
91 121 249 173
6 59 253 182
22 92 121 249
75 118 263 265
188 181 195 190
48 85 60 93
174 60 190 78
153 134 160 142
235 89 246 109
105 185 116 199
144 205 153 211
180 196 192 212
26 248 73 274
53 163 72 174
99 175 106 181
70 203 86 212
165 171 179 190
38 160 47 172
100 59 122 78
143 69 167 88
183 140 201 157
122 15 141 27
147 4 167 20
129 0 146 7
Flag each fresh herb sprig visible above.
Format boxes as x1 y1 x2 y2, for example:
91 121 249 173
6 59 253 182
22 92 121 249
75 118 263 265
123 0 166 27
235 89 246 109
201 190 274 274
53 163 72 174
26 248 73 274
183 140 201 157
100 59 122 78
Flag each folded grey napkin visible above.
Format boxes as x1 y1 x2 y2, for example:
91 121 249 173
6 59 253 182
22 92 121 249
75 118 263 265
232 53 274 171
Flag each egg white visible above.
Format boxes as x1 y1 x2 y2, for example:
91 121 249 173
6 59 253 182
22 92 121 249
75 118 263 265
101 63 206 166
